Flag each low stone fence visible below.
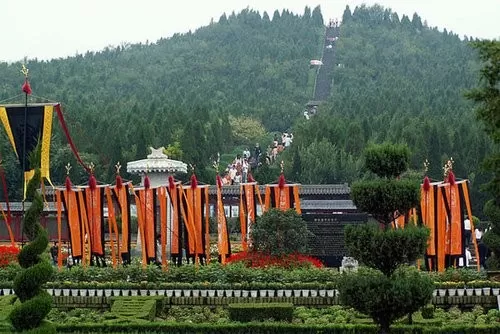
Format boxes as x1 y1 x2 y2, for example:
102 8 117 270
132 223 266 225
1 288 498 310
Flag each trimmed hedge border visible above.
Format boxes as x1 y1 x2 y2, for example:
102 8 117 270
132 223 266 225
2 287 500 298
2 293 496 310
55 322 500 333
228 303 294 322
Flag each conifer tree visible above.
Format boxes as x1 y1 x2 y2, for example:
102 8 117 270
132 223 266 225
467 40 500 268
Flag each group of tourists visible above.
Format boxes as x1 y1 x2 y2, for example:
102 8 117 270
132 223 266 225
222 153 251 185
463 216 490 269
265 132 293 164
219 132 294 184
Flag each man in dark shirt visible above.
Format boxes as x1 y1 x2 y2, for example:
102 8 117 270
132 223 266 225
50 241 58 265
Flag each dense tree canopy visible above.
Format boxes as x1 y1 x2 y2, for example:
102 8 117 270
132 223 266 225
0 7 324 198
0 4 494 216
467 40 500 268
284 4 492 215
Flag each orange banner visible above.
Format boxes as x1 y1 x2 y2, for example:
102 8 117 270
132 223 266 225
77 190 91 267
158 187 168 271
436 185 447 272
133 187 147 267
254 184 264 213
105 187 118 268
114 183 130 260
167 185 180 255
217 183 229 263
63 189 82 259
204 187 210 263
239 185 247 251
448 183 462 255
273 186 290 211
293 185 301 214
186 187 204 255
139 188 156 261
264 186 271 212
180 187 197 255
85 187 104 256
420 185 436 255
56 190 63 269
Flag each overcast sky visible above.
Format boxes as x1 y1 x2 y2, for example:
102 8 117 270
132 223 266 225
1 0 498 62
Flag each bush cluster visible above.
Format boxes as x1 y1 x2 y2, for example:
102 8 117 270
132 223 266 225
228 303 294 322
9 167 54 332
341 143 433 333
1 261 337 286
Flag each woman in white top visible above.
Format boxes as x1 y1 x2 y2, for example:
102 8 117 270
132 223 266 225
475 228 483 241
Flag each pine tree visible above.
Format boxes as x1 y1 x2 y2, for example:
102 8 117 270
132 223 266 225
466 40 500 268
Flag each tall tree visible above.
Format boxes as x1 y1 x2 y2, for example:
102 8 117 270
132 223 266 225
466 40 500 268
340 142 432 333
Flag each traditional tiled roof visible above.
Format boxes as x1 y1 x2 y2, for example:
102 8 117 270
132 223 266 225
38 183 351 197
127 147 188 174
207 183 350 196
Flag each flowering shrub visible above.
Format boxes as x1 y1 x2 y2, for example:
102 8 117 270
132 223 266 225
0 245 20 267
227 251 323 269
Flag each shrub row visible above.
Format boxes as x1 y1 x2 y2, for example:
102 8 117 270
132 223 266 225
55 323 500 333
0 262 337 285
228 303 294 322
0 263 489 286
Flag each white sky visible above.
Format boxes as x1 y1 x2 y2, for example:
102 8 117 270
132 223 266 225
1 0 499 62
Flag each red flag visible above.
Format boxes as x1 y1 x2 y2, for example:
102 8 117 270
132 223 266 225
22 79 32 95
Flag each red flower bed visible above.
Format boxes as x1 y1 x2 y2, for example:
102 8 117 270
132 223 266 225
0 245 19 267
227 251 323 269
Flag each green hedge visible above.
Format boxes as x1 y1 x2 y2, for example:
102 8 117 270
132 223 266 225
54 323 500 333
0 262 338 287
110 297 158 321
228 303 294 322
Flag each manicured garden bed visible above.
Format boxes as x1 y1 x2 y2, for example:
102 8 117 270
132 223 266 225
2 298 498 333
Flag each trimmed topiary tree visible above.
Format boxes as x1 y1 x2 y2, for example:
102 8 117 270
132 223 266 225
339 143 433 334
9 149 54 332
344 223 430 276
351 143 419 227
339 266 434 332
250 208 312 256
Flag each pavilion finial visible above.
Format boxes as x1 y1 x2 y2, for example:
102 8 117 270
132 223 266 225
423 159 429 174
65 163 72 175
189 163 196 174
21 64 29 78
442 157 454 179
89 162 95 174
115 161 122 175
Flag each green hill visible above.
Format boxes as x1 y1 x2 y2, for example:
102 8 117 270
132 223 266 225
0 7 324 195
288 4 490 214
0 5 492 215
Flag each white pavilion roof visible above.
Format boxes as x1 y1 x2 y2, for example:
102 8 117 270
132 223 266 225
126 147 188 174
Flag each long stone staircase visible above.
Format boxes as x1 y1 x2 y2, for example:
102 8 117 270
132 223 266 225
306 25 339 117
313 26 338 101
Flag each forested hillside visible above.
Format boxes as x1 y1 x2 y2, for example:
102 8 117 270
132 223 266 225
286 5 491 213
0 7 324 197
0 4 492 215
